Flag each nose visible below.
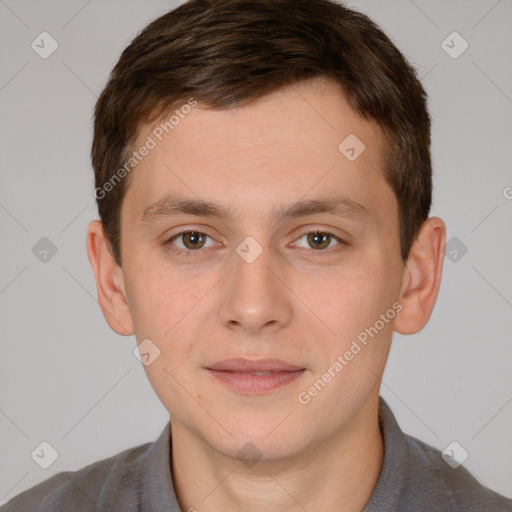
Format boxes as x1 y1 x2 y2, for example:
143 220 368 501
217 238 293 336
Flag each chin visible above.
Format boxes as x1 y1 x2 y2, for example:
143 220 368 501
206 413 310 461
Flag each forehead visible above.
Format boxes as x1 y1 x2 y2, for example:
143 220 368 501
123 77 392 223
156 78 381 163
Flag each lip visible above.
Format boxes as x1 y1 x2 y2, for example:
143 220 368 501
205 359 306 394
206 358 304 373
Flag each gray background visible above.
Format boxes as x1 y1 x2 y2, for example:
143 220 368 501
1 0 511 504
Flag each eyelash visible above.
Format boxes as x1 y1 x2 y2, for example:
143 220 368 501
164 228 347 258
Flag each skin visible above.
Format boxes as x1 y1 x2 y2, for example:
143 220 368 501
87 76 445 511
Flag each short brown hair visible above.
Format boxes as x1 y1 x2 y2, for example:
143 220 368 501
92 0 432 265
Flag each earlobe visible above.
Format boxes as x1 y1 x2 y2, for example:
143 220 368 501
394 217 446 335
86 220 134 336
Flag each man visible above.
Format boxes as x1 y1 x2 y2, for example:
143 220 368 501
2 0 511 510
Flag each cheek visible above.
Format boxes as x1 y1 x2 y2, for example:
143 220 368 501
126 258 225 374
300 262 392 330
125 258 191 339
300 259 401 380
296 267 398 409
127 265 204 400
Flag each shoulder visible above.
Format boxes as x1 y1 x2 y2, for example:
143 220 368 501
0 441 153 512
402 433 512 511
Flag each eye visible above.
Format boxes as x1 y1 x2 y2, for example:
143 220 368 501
164 228 346 257
292 230 344 251
167 231 217 252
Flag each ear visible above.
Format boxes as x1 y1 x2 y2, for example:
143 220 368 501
86 220 134 336
394 217 446 335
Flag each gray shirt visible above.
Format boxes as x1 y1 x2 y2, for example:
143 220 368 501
2 397 511 511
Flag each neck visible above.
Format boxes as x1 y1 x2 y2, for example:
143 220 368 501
170 396 384 512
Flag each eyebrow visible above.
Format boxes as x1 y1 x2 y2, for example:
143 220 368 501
139 194 371 226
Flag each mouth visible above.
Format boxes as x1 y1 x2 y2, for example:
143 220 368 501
206 358 305 373
205 358 306 394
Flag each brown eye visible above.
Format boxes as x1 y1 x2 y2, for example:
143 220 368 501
291 230 345 253
169 231 215 251
307 231 332 250
182 232 206 249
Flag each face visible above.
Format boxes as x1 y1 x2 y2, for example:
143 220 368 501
115 77 407 461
